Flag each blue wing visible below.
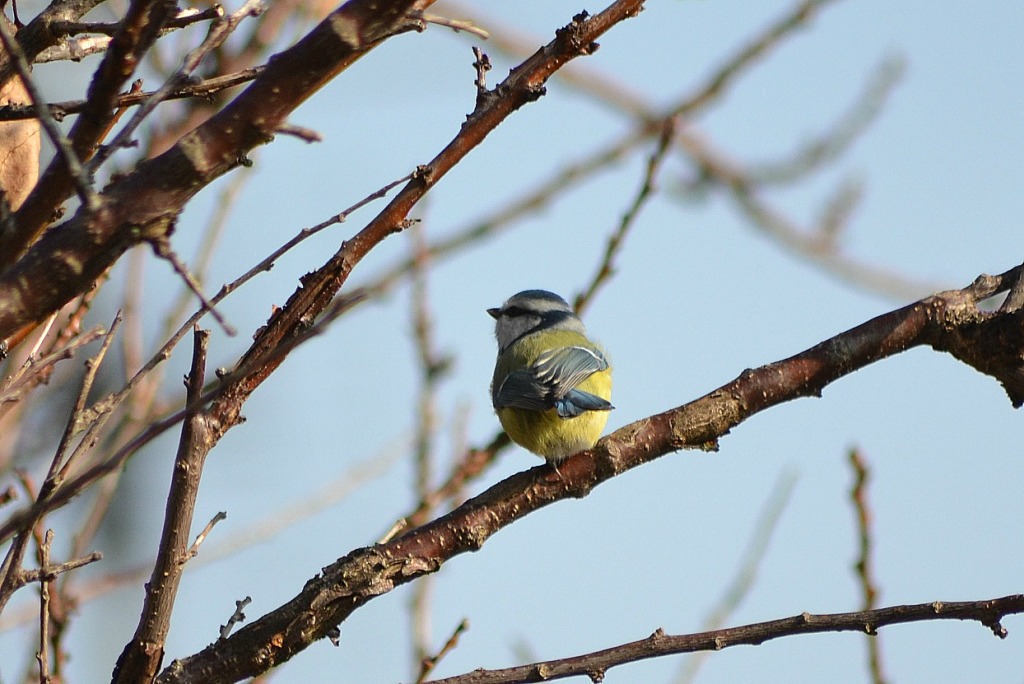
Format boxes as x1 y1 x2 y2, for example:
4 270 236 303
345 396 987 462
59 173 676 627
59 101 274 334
494 346 613 418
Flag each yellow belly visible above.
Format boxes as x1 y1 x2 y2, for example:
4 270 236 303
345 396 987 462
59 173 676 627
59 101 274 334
496 368 612 462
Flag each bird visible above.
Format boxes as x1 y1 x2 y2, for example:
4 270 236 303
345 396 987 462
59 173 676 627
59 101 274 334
489 289 613 464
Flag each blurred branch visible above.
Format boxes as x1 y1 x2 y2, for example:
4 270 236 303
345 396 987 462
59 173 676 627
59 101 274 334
848 448 888 684
448 1 931 301
676 125 936 299
2 0 182 267
424 595 1024 684
408 222 449 671
674 470 797 684
417 618 469 683
0 446 398 631
0 0 430 330
742 57 906 187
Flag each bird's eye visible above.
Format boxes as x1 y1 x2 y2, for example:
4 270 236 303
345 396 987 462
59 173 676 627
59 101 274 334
503 306 528 317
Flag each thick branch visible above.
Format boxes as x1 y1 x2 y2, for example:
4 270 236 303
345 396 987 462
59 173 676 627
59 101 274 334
155 265 1021 683
3 0 181 264
0 0 428 332
112 328 211 683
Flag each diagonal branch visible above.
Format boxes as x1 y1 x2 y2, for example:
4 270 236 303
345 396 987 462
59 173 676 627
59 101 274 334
0 0 429 335
156 264 1021 683
3 0 181 265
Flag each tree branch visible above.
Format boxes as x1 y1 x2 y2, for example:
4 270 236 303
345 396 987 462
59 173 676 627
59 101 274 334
156 263 1021 683
0 0 429 327
112 327 211 683
423 595 1024 684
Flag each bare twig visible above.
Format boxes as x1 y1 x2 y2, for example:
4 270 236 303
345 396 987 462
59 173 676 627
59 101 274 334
49 313 121 483
36 529 53 684
274 123 323 143
49 7 225 38
219 596 252 640
849 448 888 684
187 511 227 559
412 11 489 39
423 596 1024 684
150 236 237 336
0 171 403 543
18 551 103 585
0 326 105 410
0 446 397 631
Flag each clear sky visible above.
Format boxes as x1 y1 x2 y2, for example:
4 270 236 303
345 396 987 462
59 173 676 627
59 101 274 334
1 1 1022 682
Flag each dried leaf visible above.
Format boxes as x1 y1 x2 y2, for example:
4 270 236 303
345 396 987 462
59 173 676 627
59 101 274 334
0 73 40 211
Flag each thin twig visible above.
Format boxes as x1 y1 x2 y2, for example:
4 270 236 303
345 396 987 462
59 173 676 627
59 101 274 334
0 326 105 409
274 123 323 143
0 446 397 631
36 529 53 684
187 511 227 558
150 236 237 336
423 596 1024 684
49 7 225 38
0 19 98 211
412 11 489 39
18 551 103 585
52 312 122 485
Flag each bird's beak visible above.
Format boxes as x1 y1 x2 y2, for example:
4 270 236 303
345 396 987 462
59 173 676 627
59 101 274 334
487 307 501 319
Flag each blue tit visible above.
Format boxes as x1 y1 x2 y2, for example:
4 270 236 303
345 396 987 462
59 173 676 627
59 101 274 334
489 290 614 463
